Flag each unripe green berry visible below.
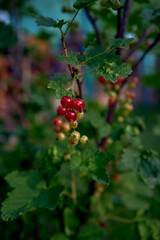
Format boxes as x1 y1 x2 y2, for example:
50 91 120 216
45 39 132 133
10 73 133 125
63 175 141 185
57 132 66 141
108 90 117 98
71 131 80 141
70 120 78 129
129 82 136 89
107 137 113 145
124 103 134 112
125 125 132 133
80 135 89 144
117 116 124 123
77 111 84 120
132 127 140 136
61 122 71 132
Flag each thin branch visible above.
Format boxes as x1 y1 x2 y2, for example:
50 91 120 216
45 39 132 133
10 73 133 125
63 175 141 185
84 8 103 45
76 79 83 98
64 10 79 36
71 171 77 204
125 24 155 61
132 31 160 71
121 0 131 38
61 33 73 76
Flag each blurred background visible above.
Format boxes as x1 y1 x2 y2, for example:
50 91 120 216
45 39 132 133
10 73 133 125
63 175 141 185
0 0 160 239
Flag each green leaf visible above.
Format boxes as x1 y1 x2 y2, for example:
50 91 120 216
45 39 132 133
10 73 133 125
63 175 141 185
51 233 70 240
78 224 106 240
120 148 160 187
138 219 160 240
80 47 132 82
109 38 134 49
64 207 80 235
73 0 98 10
1 170 64 221
34 15 67 28
86 110 111 138
115 172 153 210
70 148 110 184
56 51 81 66
47 73 72 99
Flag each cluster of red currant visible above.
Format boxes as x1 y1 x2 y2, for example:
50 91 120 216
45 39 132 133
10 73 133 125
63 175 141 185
53 96 89 145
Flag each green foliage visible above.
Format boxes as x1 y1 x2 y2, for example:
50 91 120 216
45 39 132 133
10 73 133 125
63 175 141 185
1 170 63 221
70 147 110 184
109 38 134 49
34 15 67 28
138 219 160 240
47 73 72 98
120 148 160 187
73 0 98 10
56 51 81 66
0 22 17 50
64 207 80 235
51 233 70 240
142 73 160 92
77 224 106 240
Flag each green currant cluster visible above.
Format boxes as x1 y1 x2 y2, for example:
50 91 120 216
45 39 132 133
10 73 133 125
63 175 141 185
53 96 89 145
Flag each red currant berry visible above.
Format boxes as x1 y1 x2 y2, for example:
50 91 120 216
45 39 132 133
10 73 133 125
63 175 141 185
113 174 121 181
57 106 67 116
65 110 77 122
117 77 125 83
98 76 107 84
61 96 73 108
61 122 71 132
53 118 63 126
129 41 134 48
100 221 106 228
54 125 61 133
130 92 136 99
68 136 79 146
132 77 138 84
72 98 85 112
109 97 116 106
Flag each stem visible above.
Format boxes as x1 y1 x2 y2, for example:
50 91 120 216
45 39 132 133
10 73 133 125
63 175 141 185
84 8 103 45
82 47 113 65
71 171 77 204
64 10 79 36
125 24 155 61
61 33 73 75
76 78 83 98
79 69 96 78
106 214 137 224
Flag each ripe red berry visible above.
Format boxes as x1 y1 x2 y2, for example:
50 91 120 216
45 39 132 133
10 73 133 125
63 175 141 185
72 98 85 112
130 92 136 99
118 77 125 83
132 77 138 84
100 221 106 228
57 106 67 116
65 110 77 122
113 174 121 181
61 96 73 108
109 97 116 106
53 118 63 126
54 125 61 133
98 76 107 84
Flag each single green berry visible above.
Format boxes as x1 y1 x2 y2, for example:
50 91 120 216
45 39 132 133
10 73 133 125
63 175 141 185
61 122 71 132
132 127 140 136
107 137 113 145
71 131 80 141
111 0 120 10
57 132 66 141
80 135 89 144
70 120 78 129
77 111 84 120
117 116 124 123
